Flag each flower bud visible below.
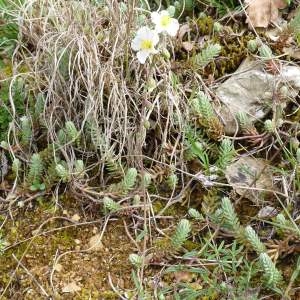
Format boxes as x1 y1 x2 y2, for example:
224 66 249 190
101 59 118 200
247 39 258 53
213 22 222 33
161 48 171 60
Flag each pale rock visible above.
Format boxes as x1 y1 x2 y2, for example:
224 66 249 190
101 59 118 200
88 234 104 251
53 263 63 273
225 156 277 203
216 58 300 134
71 214 81 222
62 282 81 293
257 206 278 218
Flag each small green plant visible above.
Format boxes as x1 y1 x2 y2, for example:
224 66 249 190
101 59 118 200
184 127 210 170
129 253 143 268
167 172 178 190
0 234 5 255
12 158 21 176
220 197 240 232
65 121 80 144
28 153 45 191
247 39 258 53
74 159 85 178
193 44 222 68
20 116 32 146
244 225 266 254
120 167 138 193
171 219 191 250
0 76 25 141
192 91 214 120
103 196 121 214
264 119 276 133
216 138 235 170
142 172 152 188
88 120 106 151
208 0 240 15
290 8 300 44
57 128 67 145
174 0 195 14
258 44 273 59
55 163 70 183
34 93 45 117
259 253 282 287
105 155 124 177
190 91 224 140
217 198 283 291
188 208 203 220
236 112 258 136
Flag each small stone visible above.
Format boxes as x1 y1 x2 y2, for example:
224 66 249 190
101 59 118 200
17 201 25 208
54 263 63 273
31 229 40 236
62 282 81 293
71 214 81 222
257 206 278 219
225 156 277 203
216 58 300 134
88 234 104 251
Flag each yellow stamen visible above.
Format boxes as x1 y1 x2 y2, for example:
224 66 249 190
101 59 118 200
140 39 153 50
160 15 171 27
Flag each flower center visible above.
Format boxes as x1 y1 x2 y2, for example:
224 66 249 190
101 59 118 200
140 39 153 50
160 15 171 27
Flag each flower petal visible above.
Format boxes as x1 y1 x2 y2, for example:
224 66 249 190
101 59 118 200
151 48 158 55
151 12 160 25
136 50 150 64
151 31 160 45
131 36 141 51
154 23 164 33
166 19 179 37
160 10 169 16
137 26 149 36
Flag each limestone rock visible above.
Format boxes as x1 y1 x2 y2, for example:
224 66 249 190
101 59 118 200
216 58 300 134
225 156 277 203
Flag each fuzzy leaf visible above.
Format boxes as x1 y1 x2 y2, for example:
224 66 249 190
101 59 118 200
193 44 221 68
171 219 191 250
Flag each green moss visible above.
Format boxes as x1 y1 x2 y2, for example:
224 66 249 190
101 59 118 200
176 17 256 79
98 291 119 299
75 288 101 300
203 32 255 78
0 70 25 141
183 240 201 251
197 16 214 36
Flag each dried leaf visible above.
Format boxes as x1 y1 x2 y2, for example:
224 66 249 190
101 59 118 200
178 24 191 41
182 41 194 52
245 0 288 28
283 46 300 59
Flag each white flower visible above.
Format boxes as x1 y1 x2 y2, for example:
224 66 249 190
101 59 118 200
151 10 179 37
131 26 159 64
